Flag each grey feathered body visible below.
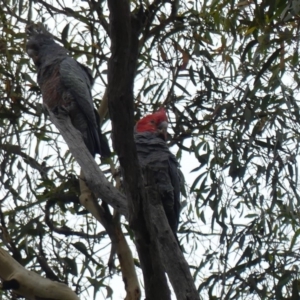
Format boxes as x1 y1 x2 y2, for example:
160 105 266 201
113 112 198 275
26 29 109 157
134 131 181 239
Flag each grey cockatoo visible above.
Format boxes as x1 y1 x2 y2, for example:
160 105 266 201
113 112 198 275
134 108 182 243
26 23 110 158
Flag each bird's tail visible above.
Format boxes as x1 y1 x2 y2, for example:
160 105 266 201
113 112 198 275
93 109 111 158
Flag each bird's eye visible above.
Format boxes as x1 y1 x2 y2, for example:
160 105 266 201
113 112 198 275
150 119 155 124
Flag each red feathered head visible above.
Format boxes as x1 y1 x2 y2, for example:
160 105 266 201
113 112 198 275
135 108 168 140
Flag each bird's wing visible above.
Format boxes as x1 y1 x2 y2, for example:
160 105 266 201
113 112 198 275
59 57 101 153
168 154 181 230
59 57 95 120
135 132 181 233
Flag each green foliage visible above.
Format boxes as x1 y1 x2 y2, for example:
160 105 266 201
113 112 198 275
1 0 300 299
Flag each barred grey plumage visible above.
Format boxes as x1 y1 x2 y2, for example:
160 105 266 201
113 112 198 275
134 131 181 242
26 23 110 157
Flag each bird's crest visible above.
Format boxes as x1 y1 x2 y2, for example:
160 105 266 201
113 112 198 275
135 108 168 137
26 22 53 39
25 22 63 64
153 107 168 122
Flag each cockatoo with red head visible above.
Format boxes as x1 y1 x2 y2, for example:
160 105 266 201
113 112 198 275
134 108 181 243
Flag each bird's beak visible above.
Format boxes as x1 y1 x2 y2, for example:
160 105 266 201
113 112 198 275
26 48 36 57
158 121 168 140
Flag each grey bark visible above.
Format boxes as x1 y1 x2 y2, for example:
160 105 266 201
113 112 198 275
107 0 171 298
143 169 200 300
107 1 199 300
48 111 128 218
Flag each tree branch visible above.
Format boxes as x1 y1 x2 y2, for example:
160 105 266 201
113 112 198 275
144 168 200 300
0 143 50 180
107 0 171 298
88 0 110 36
45 194 106 238
0 248 79 300
48 111 128 218
79 171 141 300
